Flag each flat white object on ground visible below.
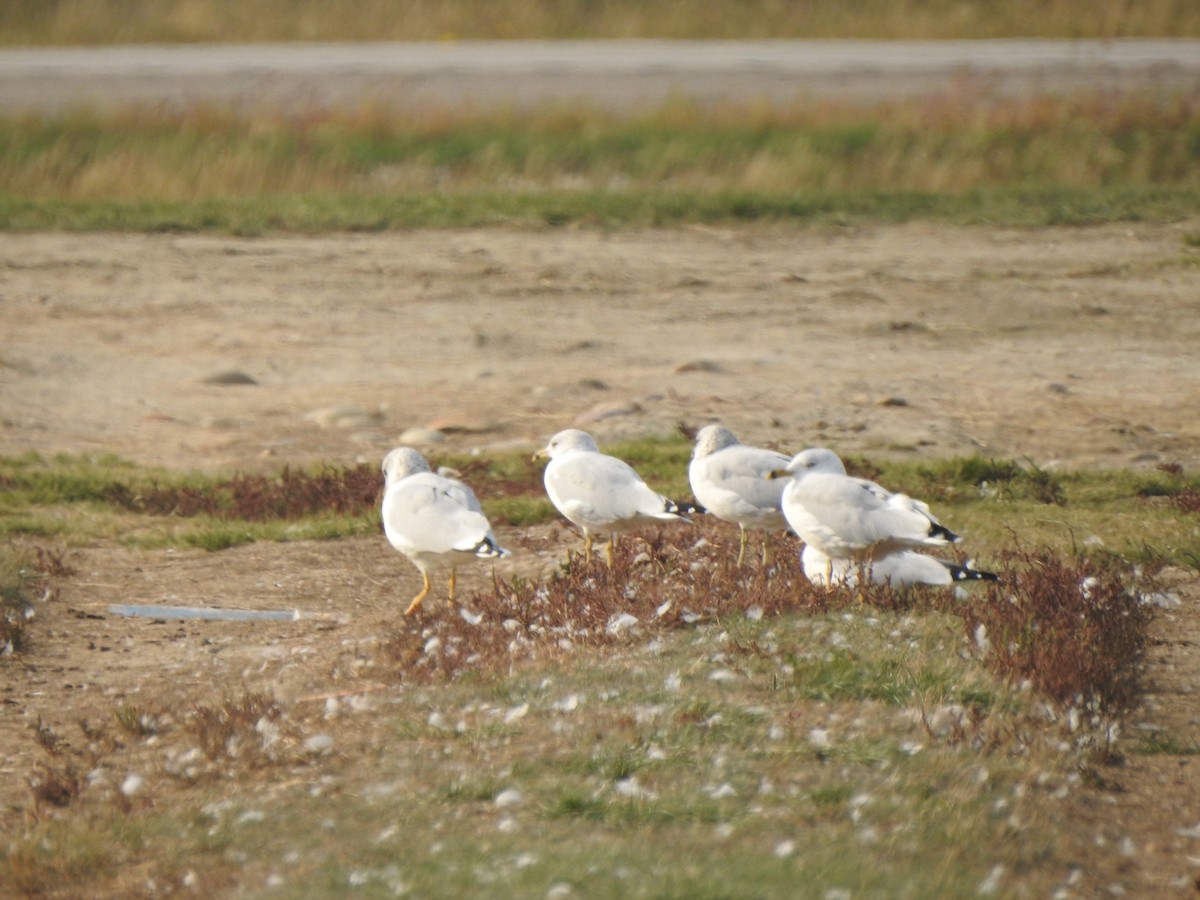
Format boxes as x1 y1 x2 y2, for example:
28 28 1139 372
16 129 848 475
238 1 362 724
771 447 962 583
381 447 508 616
536 428 689 566
688 424 791 566
800 545 997 588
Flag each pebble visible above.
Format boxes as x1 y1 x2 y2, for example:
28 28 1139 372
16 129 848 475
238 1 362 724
673 359 725 374
573 400 642 425
305 405 383 429
425 416 497 435
397 426 445 445
200 370 258 386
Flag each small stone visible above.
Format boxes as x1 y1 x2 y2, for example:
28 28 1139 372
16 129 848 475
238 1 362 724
877 396 908 407
397 427 445 445
573 400 642 425
200 370 257 386
1047 382 1070 394
673 359 725 374
426 416 497 435
305 405 383 429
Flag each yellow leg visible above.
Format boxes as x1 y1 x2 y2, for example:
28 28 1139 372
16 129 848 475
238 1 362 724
583 532 593 565
404 570 432 616
605 534 615 568
761 537 770 567
736 527 747 568
447 567 457 603
824 556 834 589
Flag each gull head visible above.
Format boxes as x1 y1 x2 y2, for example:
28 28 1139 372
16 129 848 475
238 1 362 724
536 428 600 461
692 424 740 460
767 447 847 480
382 447 432 484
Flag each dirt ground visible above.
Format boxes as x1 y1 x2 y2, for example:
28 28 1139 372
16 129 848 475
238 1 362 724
2 222 1200 895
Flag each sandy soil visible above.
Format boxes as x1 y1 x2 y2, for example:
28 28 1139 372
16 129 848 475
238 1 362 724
3 223 1199 472
2 222 1199 895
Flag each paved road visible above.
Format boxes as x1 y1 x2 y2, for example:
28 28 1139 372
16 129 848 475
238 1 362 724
1 39 1197 112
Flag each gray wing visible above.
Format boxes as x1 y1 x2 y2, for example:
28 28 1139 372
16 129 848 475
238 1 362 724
383 474 494 556
793 475 947 549
689 446 789 526
546 453 673 527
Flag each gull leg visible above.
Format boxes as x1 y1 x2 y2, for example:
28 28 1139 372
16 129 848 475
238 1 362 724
605 534 615 568
447 567 457 603
404 570 432 616
735 527 747 568
824 556 833 589
761 536 770 567
583 531 593 565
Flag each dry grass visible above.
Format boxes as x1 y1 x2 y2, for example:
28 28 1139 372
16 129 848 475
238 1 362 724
0 498 1173 897
10 93 1200 198
103 464 381 521
4 0 1198 44
961 547 1153 716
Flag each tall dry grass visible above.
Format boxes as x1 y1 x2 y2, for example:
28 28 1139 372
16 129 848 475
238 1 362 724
3 92 1197 205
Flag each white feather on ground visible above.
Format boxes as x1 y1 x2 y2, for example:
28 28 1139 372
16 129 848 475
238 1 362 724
688 424 791 566
381 447 508 615
536 428 689 565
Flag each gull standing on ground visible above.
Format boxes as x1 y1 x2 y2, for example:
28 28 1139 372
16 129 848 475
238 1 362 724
381 447 509 616
769 447 964 586
688 424 792 567
536 429 689 566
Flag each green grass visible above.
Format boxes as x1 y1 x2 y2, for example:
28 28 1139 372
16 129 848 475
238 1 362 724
0 454 379 549
1 613 1086 897
4 0 1199 44
2 96 1199 231
1 445 1183 896
5 448 1199 567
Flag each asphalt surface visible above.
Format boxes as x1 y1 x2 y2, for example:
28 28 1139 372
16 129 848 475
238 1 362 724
1 39 1197 112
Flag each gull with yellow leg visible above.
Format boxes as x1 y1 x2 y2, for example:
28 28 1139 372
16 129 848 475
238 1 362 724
768 447 974 597
687 424 791 567
381 447 509 616
535 429 689 566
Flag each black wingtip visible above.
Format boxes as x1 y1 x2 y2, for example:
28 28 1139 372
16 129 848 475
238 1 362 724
947 563 999 582
671 497 705 516
474 537 510 559
930 523 962 544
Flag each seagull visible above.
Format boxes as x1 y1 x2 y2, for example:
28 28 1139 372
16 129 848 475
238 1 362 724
769 447 963 587
381 447 509 616
801 545 998 588
688 424 791 566
535 429 689 566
